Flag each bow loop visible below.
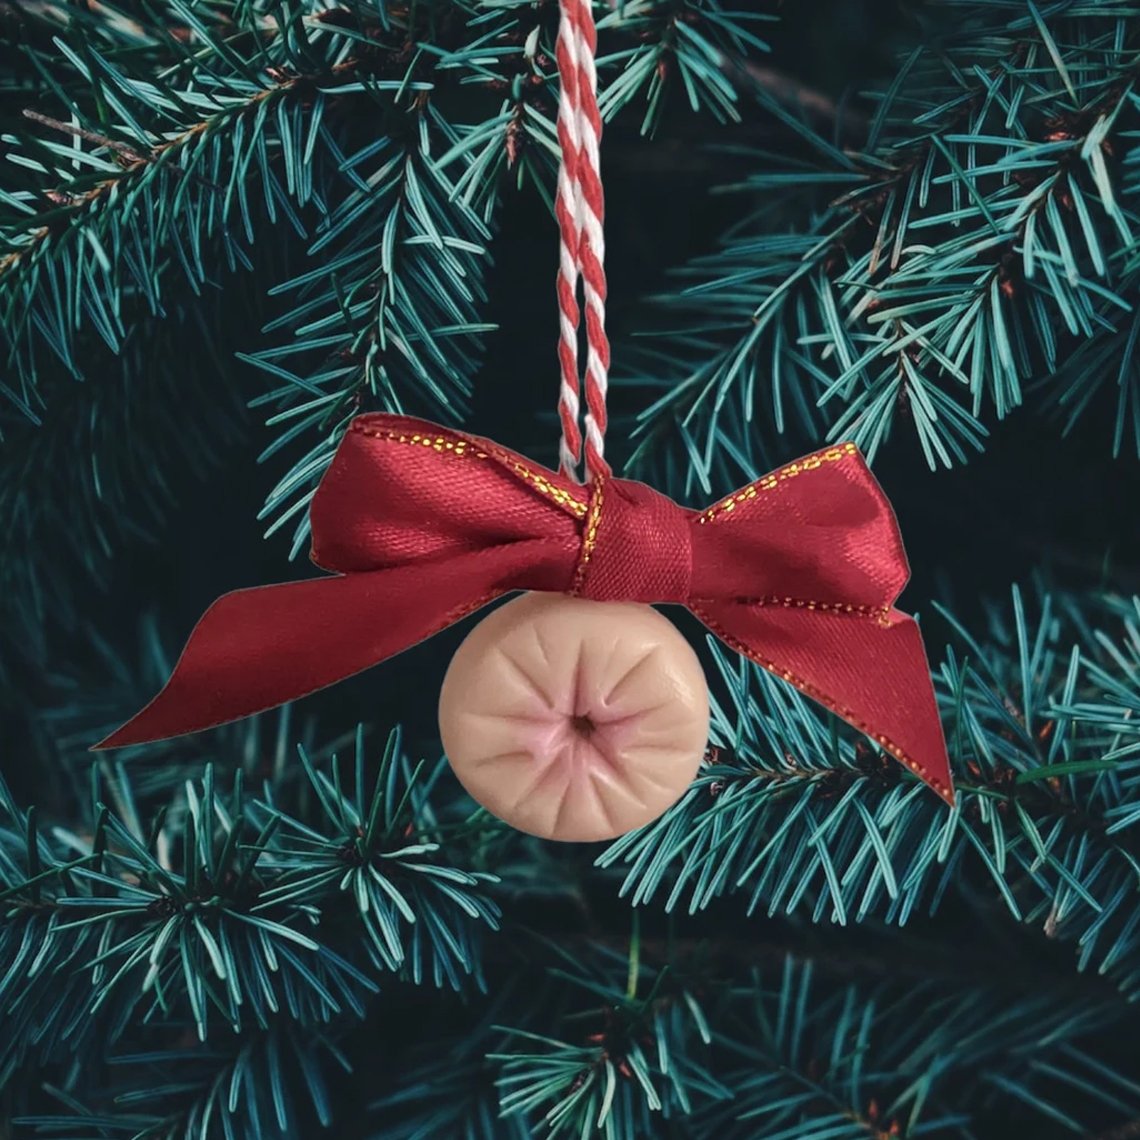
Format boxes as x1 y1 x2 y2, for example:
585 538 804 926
689 443 910 609
311 416 584 575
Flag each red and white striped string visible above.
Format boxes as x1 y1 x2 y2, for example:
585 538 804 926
555 0 611 484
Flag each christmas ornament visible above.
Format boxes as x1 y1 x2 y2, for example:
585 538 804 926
439 592 709 842
94 0 955 824
95 410 954 805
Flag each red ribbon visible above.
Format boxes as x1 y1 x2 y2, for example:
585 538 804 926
95 413 954 804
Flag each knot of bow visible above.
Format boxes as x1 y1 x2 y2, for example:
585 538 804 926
97 413 953 802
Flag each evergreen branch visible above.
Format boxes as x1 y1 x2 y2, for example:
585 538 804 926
20 1025 351 1140
246 113 493 556
1 0 771 411
0 67 317 393
619 208 859 498
0 0 487 405
21 107 153 162
0 723 496 1091
7 5 1140 1137
598 585 1140 999
699 958 1139 1138
0 0 778 579
253 728 501 990
596 0 776 138
8 605 1140 1136
622 0 1140 479
1048 294 1140 455
428 0 774 216
493 949 730 1137
368 940 1140 1139
424 0 563 217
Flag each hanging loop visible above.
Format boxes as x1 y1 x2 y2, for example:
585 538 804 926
554 0 611 484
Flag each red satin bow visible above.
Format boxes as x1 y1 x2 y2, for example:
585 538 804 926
96 413 954 803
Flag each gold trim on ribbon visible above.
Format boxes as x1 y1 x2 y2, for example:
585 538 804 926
569 475 606 596
697 442 858 525
352 420 588 519
690 602 953 804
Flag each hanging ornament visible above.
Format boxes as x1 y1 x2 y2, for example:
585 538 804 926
94 0 955 828
439 593 709 842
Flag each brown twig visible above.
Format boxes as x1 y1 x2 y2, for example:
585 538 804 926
0 91 266 280
21 108 151 165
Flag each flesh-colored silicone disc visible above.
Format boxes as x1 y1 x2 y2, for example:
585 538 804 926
438 592 709 842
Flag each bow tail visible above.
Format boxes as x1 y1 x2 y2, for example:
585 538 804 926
94 564 507 749
692 601 953 804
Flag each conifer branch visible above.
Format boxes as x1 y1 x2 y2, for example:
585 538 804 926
247 116 493 554
8 585 1140 1137
5 4 1140 1137
599 585 1140 999
621 2 1140 480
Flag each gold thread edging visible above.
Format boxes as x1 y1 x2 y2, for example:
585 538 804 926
698 442 859 525
704 595 892 624
569 476 605 596
352 421 588 519
353 424 489 458
501 458 588 519
690 602 953 804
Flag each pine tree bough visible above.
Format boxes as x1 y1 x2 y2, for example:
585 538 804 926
621 3 1140 488
3 584 1140 1136
3 1 1140 1137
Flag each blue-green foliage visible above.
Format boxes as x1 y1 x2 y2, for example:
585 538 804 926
25 1029 351 1140
701 957 1139 1138
246 121 494 554
0 0 778 646
254 730 501 987
596 1 776 137
5 0 1140 1137
622 1 1140 490
601 586 1140 997
0 0 499 611
491 944 732 1137
365 937 1140 1139
0 724 499 1134
5 588 1140 1137
367 944 1140 1139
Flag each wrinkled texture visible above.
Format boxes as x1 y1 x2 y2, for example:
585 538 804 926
97 412 953 805
439 593 709 842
